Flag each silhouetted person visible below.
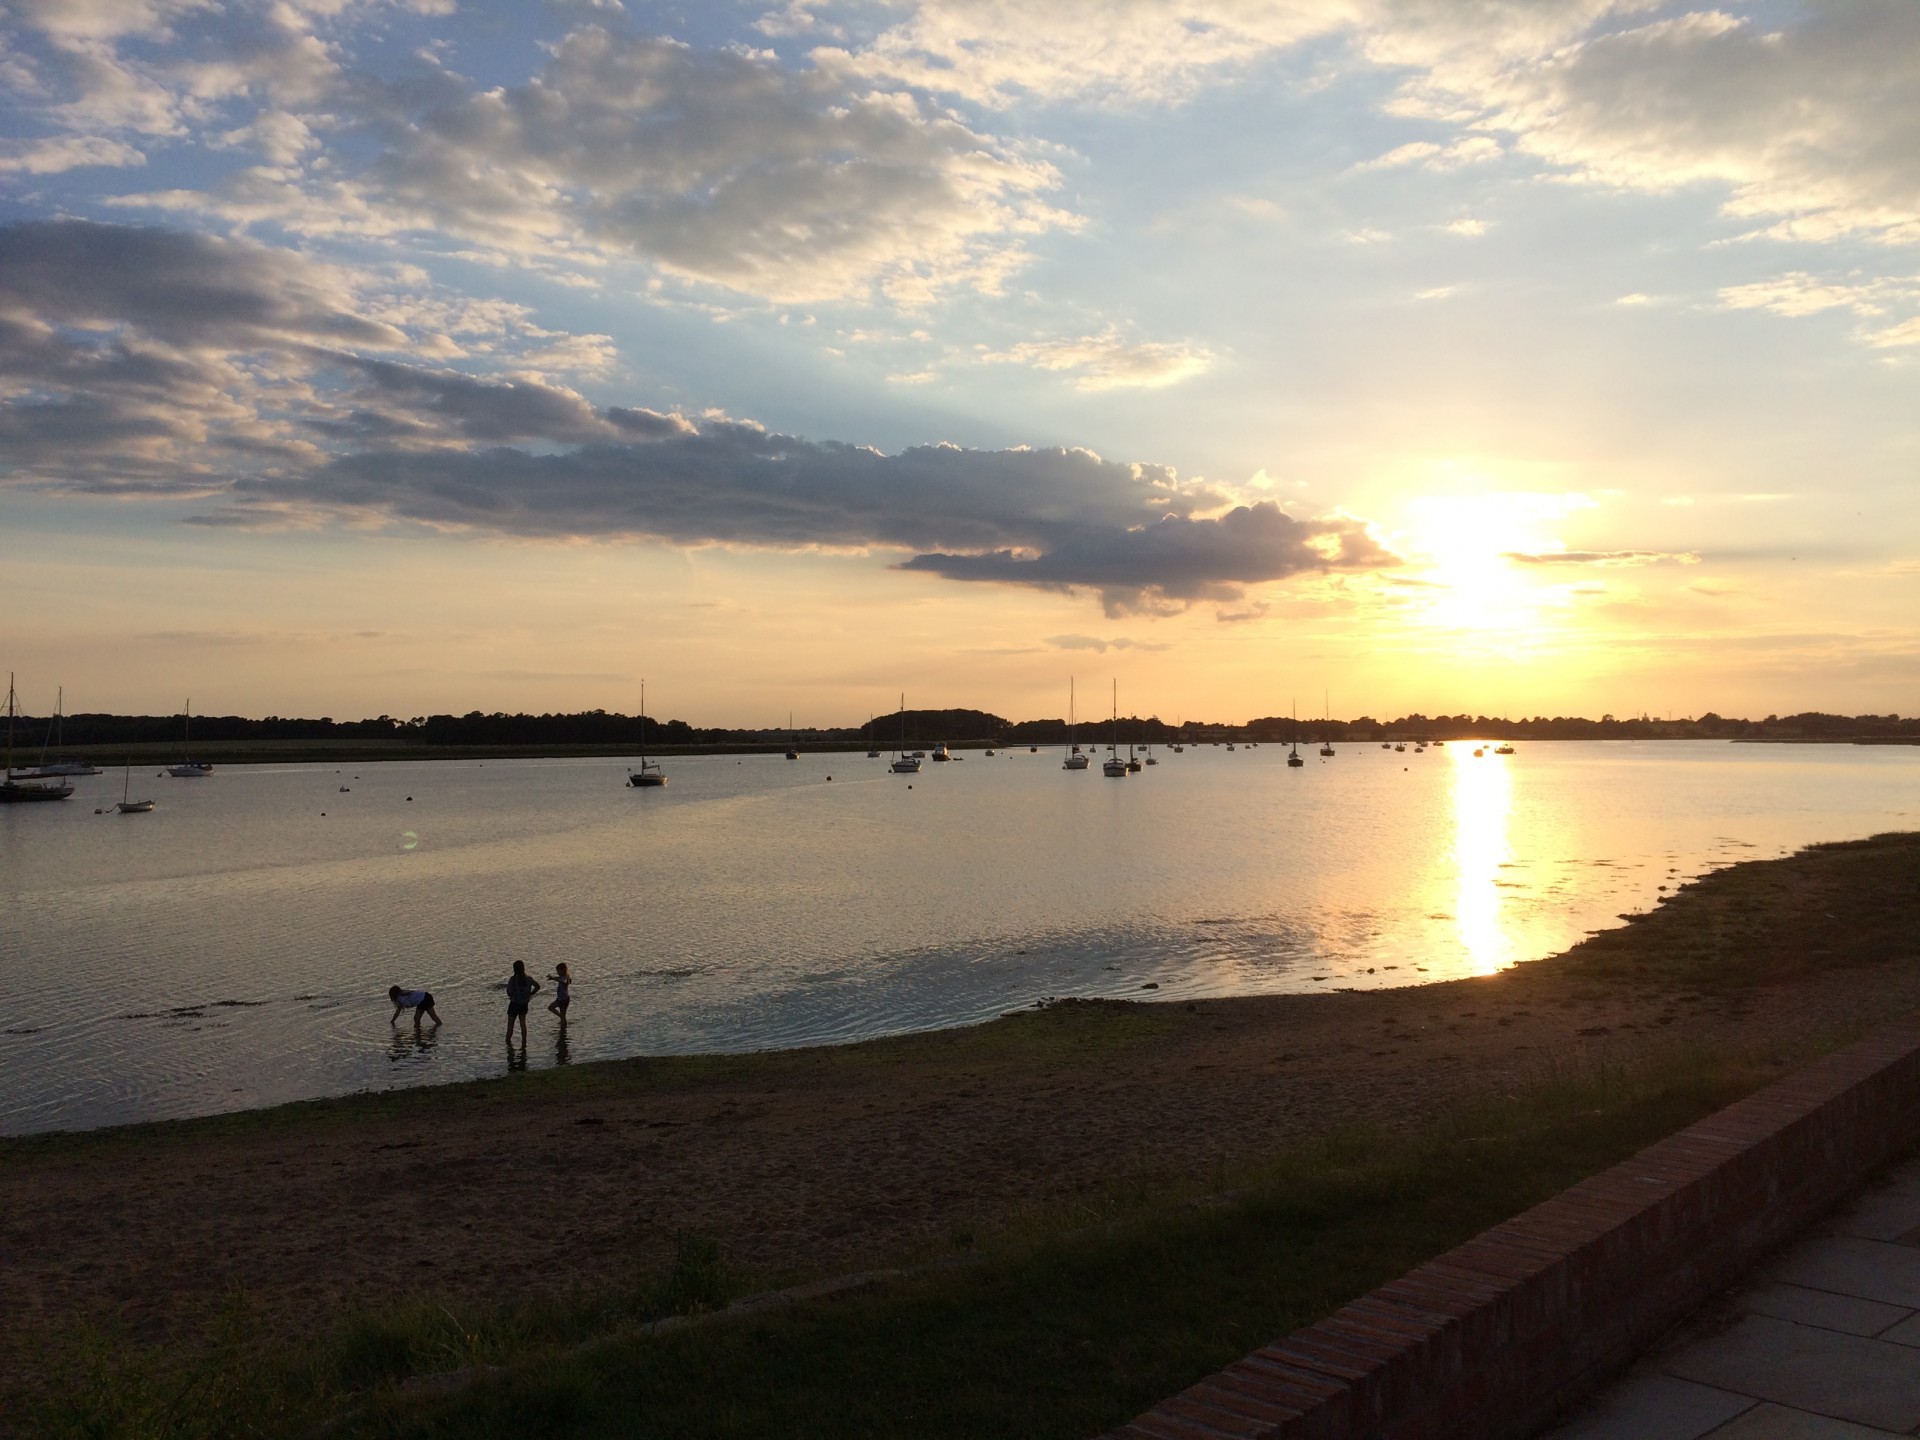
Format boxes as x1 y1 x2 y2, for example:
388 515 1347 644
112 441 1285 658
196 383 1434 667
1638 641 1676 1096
547 962 571 1020
504 960 540 1044
389 985 440 1029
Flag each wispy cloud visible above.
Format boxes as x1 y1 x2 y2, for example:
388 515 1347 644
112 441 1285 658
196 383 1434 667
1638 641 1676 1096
978 328 1214 391
1504 549 1701 567
1045 634 1173 653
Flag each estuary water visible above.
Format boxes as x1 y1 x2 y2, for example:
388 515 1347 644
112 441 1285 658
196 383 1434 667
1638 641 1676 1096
3 740 1916 1135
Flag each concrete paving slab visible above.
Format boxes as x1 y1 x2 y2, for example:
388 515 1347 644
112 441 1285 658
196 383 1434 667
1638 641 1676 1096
1766 1236 1920 1308
1876 1312 1920 1348
1666 1314 1920 1432
1703 1401 1906 1438
1830 1184 1920 1244
1545 1372 1753 1440
1738 1281 1912 1338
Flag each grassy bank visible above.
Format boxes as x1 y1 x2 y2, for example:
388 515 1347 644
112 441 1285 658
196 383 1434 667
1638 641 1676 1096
23 1042 1817 1440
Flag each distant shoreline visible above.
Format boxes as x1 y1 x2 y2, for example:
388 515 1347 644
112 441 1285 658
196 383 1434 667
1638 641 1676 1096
17 734 1918 768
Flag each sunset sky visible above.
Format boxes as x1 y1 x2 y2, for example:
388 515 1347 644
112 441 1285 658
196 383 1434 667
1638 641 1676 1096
2 0 1915 726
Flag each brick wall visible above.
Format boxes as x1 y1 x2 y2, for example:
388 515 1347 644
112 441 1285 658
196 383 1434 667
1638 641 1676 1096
1103 1014 1920 1440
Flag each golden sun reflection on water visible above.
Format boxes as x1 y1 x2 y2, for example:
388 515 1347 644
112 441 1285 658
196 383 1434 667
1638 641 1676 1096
1450 743 1517 975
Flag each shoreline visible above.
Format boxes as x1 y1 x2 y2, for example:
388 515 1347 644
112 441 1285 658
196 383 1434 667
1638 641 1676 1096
4 832 1918 1391
13 734 1917 769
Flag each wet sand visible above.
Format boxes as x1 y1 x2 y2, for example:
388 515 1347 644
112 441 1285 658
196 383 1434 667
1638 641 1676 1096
4 834 1917 1376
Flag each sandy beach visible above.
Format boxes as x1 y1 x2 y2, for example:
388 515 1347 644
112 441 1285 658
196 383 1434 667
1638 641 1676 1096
4 833 1917 1387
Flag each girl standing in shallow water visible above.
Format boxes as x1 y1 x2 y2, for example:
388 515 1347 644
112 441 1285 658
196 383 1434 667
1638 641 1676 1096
504 960 540 1043
547 962 571 1020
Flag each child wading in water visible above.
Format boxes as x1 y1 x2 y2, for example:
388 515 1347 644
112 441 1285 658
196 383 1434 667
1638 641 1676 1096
504 960 541 1043
389 986 441 1029
547 963 571 1020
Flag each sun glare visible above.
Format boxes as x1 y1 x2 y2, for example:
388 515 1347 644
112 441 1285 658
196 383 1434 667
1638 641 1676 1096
1396 491 1595 639
1450 741 1517 976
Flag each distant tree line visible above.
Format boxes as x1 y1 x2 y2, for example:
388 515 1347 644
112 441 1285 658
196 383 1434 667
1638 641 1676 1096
12 706 1917 751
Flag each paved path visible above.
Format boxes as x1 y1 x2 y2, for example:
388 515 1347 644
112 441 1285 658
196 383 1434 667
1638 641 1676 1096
1546 1155 1920 1439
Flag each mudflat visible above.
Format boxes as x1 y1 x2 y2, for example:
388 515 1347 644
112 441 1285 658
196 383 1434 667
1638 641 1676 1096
4 834 1917 1378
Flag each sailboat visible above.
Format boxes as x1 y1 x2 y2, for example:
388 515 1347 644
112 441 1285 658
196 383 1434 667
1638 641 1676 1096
890 693 921 772
116 757 154 813
1318 690 1336 757
866 715 880 759
167 700 212 777
628 679 666 787
1103 682 1128 777
1062 678 1090 770
2 676 75 802
23 688 101 776
784 711 799 760
1287 699 1305 768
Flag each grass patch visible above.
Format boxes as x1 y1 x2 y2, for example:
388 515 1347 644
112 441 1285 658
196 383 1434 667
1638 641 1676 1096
19 1041 1805 1440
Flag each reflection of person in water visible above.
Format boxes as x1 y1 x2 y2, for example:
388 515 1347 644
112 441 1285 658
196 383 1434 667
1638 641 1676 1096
388 986 441 1029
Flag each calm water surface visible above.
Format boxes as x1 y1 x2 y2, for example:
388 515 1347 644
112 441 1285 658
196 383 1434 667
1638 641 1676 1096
3 741 1916 1134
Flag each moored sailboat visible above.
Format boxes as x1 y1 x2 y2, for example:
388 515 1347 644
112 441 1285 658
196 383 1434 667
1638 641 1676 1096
116 757 154 813
890 693 921 772
1103 682 1128 777
167 699 212 777
2 675 74 803
19 689 101 777
1063 677 1089 770
628 679 666 787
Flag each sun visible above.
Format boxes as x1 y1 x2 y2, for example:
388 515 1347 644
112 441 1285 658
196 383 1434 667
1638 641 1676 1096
1394 490 1596 638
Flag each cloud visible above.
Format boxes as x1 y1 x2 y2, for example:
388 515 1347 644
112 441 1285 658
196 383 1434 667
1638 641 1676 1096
1353 136 1501 173
831 1 1920 251
1045 634 1173 653
0 218 404 352
1719 271 1920 347
0 133 146 173
116 26 1075 305
0 219 622 486
817 0 1349 107
0 215 1398 616
1383 3 1920 247
902 501 1396 615
978 329 1214 391
1504 549 1701 566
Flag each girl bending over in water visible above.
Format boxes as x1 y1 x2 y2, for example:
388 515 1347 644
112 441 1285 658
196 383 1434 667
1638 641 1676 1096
388 986 441 1028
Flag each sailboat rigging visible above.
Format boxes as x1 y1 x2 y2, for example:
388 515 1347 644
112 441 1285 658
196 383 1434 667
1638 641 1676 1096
1062 677 1089 770
25 688 101 777
2 675 75 802
628 679 666 787
1103 681 1128 777
116 755 154 813
167 699 212 777
890 693 921 772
